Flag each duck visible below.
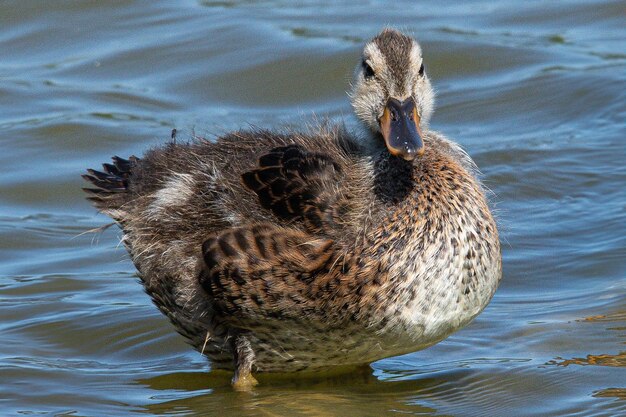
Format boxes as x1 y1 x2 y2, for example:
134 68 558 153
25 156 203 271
83 28 501 390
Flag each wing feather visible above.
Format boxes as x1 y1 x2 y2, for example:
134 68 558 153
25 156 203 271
241 144 341 233
198 225 335 321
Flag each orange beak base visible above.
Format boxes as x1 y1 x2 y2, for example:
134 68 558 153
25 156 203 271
379 98 424 161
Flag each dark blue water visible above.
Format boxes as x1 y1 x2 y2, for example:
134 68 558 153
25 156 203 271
1 1 625 415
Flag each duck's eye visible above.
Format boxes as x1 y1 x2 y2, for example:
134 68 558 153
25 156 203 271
362 61 375 79
418 63 425 76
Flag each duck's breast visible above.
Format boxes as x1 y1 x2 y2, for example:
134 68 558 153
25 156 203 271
373 151 502 347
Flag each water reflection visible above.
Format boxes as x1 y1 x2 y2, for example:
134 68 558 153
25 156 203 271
139 368 443 416
548 310 626 369
550 352 626 368
593 388 626 401
138 359 558 416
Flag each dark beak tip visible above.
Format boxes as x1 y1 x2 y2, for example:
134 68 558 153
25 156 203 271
389 143 424 161
401 145 425 161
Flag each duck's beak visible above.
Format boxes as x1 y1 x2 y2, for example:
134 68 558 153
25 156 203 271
379 98 425 161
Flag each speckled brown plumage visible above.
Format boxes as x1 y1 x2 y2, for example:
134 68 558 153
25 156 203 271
83 29 502 388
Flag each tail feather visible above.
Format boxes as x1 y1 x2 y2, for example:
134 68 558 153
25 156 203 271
102 162 122 176
82 169 127 191
82 155 139 214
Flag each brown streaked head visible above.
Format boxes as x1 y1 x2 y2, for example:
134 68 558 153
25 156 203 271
350 28 434 161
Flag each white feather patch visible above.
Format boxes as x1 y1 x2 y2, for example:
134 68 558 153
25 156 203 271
149 172 195 215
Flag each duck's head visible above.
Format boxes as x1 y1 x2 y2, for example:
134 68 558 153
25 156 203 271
350 29 434 161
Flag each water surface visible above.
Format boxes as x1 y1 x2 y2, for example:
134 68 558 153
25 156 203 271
1 1 625 416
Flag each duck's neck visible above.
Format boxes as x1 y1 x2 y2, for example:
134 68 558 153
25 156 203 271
348 124 421 206
350 122 384 155
372 152 416 204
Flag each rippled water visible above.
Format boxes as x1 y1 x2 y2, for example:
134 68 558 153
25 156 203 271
1 1 625 415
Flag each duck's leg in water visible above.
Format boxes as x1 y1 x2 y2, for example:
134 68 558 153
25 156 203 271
231 333 258 390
